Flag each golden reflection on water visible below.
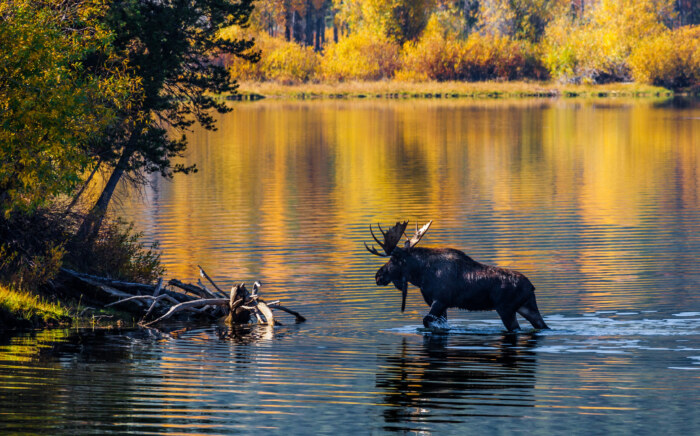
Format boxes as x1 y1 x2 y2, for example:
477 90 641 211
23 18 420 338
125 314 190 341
114 99 700 315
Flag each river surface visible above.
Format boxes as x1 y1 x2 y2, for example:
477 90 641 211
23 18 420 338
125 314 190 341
2 98 700 434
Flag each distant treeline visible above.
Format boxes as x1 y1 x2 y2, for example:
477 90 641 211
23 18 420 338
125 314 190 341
221 0 700 89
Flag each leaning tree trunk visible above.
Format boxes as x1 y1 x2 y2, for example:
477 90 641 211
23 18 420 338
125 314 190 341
75 147 133 243
64 158 102 216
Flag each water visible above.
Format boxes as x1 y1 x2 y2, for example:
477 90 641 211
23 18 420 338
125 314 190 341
2 98 700 434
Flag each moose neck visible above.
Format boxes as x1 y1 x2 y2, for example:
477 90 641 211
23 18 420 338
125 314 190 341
403 247 433 286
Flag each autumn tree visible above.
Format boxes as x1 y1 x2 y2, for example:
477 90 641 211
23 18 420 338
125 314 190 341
0 0 134 287
76 0 258 242
479 0 567 41
334 0 434 43
0 0 130 215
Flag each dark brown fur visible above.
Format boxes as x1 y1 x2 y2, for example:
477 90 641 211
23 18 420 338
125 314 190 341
375 246 549 331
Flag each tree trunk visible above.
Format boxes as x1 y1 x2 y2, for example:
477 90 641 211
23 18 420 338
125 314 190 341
75 147 133 242
305 8 314 47
64 158 102 215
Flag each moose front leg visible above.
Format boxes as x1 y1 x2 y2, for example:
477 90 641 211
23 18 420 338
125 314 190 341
423 300 448 328
496 307 521 332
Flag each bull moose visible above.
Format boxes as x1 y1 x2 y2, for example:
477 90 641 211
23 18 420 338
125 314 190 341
365 220 549 331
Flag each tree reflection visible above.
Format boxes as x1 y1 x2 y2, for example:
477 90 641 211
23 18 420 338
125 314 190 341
376 333 540 431
0 329 167 433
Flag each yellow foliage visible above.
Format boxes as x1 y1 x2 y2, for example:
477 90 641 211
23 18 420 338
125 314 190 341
222 30 319 84
398 15 546 81
263 40 319 84
630 25 700 89
221 0 693 87
398 16 464 81
320 31 400 81
543 0 675 83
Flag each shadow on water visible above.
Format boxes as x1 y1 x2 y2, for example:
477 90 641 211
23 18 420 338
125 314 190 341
376 332 540 432
0 328 173 434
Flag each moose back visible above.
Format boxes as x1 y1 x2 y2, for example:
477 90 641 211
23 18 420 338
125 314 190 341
365 220 549 331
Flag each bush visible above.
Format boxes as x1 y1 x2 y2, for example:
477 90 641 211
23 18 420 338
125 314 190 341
221 29 319 84
398 16 546 82
543 0 674 83
398 17 467 81
0 209 69 291
0 207 164 291
461 33 546 81
262 40 319 84
67 218 164 284
321 31 400 81
630 25 700 89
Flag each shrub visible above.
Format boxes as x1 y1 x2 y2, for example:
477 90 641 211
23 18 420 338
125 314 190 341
321 31 400 81
461 33 546 81
0 209 69 291
630 25 700 89
67 218 164 284
221 29 319 83
398 16 467 81
543 0 674 83
398 16 547 82
262 40 320 83
0 206 165 291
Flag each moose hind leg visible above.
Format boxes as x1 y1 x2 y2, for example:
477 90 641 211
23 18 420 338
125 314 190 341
496 308 520 332
516 295 549 330
423 300 448 329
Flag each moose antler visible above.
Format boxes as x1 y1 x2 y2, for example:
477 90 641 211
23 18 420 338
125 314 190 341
365 221 409 256
404 220 432 250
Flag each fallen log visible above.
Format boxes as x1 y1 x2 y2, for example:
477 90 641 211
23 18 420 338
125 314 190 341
58 268 192 305
54 267 306 328
168 279 216 299
140 282 305 328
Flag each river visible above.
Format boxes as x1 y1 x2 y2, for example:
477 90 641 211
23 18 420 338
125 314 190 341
2 98 700 434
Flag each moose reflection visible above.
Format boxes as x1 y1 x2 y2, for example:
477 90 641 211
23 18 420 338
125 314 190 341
365 220 549 331
377 334 539 429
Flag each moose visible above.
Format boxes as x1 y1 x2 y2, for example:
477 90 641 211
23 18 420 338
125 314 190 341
365 220 549 331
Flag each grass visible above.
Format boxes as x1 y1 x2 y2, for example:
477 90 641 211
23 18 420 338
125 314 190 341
0 285 137 330
231 80 674 100
0 285 71 328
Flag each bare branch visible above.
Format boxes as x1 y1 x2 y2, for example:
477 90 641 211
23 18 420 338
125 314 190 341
141 298 229 326
257 301 275 326
197 279 219 299
197 265 227 297
267 304 307 323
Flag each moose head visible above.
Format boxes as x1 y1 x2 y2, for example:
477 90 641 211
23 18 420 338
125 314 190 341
365 220 432 312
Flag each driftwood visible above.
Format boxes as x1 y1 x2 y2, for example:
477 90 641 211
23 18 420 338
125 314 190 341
59 266 306 329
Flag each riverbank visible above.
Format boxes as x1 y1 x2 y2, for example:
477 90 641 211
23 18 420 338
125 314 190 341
231 81 678 100
0 286 72 330
0 285 136 331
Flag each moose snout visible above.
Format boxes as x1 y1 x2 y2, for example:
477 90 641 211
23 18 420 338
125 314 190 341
375 269 391 286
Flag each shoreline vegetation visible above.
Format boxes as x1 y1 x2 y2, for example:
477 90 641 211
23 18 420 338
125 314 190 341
231 81 680 100
0 286 71 330
1 0 256 332
0 285 137 331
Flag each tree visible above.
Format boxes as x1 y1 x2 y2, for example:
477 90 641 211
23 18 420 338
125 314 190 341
0 0 134 288
333 0 434 43
76 0 259 242
479 0 567 42
0 0 131 215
